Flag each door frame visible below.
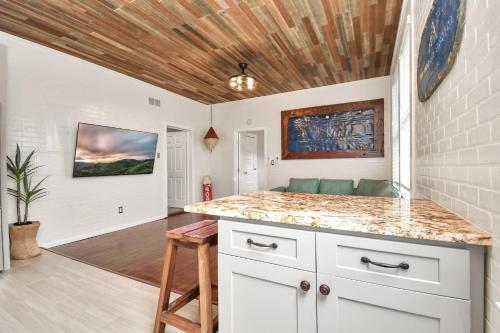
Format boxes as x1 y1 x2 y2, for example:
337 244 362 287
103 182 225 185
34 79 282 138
0 44 8 270
163 122 193 217
233 127 267 195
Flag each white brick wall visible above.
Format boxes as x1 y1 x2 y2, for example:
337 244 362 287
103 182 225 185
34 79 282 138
413 1 500 331
0 32 211 249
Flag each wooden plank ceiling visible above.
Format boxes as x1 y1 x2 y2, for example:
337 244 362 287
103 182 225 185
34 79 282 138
0 0 402 104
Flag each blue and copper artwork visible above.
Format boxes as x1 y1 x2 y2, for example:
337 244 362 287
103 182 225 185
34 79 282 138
417 0 465 101
287 109 375 153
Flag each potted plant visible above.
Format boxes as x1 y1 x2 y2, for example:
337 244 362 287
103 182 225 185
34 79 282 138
7 144 48 259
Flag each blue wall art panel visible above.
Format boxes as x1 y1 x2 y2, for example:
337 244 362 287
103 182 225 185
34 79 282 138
287 109 375 152
281 99 384 160
417 0 466 102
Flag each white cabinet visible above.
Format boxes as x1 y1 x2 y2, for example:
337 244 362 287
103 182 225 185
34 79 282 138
317 274 470 333
218 253 317 333
217 220 481 333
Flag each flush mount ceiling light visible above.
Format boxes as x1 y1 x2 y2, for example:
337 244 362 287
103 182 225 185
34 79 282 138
228 63 257 92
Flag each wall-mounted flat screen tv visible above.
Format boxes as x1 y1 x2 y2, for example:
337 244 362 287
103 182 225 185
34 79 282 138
73 123 158 177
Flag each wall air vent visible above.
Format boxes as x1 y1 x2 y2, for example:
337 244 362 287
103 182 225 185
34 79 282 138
148 97 161 107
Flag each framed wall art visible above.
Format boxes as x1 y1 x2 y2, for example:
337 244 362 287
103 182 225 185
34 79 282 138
281 99 384 160
417 0 466 102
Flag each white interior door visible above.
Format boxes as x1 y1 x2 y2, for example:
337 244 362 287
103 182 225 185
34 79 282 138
238 133 258 194
167 130 187 208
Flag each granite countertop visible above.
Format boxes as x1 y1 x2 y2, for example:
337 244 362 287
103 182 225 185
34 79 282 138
184 191 492 246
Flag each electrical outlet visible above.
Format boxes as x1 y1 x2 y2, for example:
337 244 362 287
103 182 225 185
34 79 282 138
118 206 124 214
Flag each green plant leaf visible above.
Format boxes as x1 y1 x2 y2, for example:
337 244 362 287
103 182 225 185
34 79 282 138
15 144 21 168
7 188 19 197
25 165 42 176
32 176 47 191
19 149 35 173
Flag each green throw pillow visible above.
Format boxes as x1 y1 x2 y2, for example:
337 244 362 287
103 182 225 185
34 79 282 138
288 178 320 194
270 186 288 192
373 181 400 198
319 179 354 195
355 179 384 196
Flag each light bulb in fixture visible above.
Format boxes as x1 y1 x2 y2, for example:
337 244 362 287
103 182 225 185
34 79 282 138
228 63 257 92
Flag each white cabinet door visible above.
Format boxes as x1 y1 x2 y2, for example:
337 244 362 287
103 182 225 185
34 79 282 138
317 274 470 333
219 254 317 333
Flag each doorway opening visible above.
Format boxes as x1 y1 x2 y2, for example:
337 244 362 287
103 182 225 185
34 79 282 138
234 129 266 194
166 126 191 216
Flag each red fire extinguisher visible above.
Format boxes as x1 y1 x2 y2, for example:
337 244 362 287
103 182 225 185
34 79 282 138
203 176 212 201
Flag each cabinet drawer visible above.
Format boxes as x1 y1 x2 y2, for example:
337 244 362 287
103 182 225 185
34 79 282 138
317 233 470 299
218 220 316 271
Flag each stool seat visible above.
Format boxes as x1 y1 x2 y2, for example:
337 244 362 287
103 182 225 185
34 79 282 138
154 220 218 333
165 219 218 245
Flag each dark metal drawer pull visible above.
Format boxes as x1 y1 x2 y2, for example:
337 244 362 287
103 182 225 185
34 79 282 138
247 238 278 249
361 256 410 270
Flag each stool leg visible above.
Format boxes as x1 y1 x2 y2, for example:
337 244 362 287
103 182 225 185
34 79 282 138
198 243 214 333
154 240 178 333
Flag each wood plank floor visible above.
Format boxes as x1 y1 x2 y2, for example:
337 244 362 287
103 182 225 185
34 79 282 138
48 213 218 294
0 250 211 332
167 207 185 217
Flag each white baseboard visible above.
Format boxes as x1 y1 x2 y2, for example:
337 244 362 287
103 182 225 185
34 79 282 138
39 215 165 248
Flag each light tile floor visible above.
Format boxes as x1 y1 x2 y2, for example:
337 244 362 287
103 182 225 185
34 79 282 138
0 250 206 332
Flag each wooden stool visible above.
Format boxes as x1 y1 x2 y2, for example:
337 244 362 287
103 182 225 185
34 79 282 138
154 220 218 333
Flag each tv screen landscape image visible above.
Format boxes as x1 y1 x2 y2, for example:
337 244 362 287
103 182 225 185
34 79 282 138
73 123 158 177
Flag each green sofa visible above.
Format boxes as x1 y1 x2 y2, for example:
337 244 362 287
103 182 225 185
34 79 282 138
271 178 400 198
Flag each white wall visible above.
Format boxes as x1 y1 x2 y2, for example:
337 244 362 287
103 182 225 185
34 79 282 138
401 0 500 331
0 44 6 269
210 76 391 198
0 32 211 248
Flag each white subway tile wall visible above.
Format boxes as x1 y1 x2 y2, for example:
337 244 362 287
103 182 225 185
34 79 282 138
0 31 211 247
414 1 500 331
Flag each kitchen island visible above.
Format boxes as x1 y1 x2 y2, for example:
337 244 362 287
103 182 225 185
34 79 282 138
185 191 492 333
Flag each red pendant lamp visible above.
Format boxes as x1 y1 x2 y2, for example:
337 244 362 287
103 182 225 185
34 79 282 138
204 105 219 152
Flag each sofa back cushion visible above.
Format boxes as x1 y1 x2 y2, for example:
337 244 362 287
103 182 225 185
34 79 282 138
320 179 354 195
373 180 400 198
355 179 384 196
356 179 400 198
288 178 320 194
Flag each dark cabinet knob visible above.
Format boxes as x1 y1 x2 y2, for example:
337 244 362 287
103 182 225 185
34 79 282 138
300 280 311 291
319 284 330 296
